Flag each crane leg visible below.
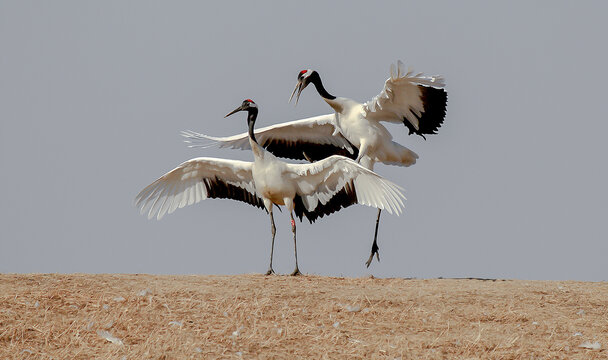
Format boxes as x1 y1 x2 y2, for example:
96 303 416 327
289 212 301 276
265 211 276 275
365 209 382 268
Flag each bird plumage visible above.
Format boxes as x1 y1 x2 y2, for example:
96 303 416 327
135 157 262 220
364 60 447 138
181 61 447 268
184 61 446 169
137 99 406 274
182 114 358 161
135 153 405 221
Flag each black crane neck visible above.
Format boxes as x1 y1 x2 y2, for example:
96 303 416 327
310 72 336 100
247 108 258 144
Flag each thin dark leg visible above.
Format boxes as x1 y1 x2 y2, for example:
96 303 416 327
265 212 276 275
365 208 382 268
289 212 301 276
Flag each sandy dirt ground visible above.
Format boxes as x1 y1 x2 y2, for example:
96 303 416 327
0 274 606 359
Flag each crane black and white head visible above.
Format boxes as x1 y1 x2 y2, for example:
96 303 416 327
225 99 258 118
225 99 260 143
289 69 315 105
289 69 335 104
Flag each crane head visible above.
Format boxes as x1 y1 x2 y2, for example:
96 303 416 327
225 99 257 118
289 69 314 105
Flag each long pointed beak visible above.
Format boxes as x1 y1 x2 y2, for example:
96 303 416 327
289 81 305 105
225 105 244 118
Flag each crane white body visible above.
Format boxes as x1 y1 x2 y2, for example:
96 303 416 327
137 100 406 275
325 97 418 170
181 62 447 267
184 61 444 172
183 61 447 267
137 136 404 220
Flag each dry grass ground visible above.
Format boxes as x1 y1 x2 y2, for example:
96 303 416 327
0 274 606 359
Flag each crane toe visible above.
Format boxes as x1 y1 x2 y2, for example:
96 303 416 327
365 241 380 268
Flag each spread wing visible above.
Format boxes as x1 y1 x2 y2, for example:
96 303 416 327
182 114 358 161
286 155 406 223
364 60 447 139
135 157 263 220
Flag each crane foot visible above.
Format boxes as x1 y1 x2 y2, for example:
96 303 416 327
365 241 380 268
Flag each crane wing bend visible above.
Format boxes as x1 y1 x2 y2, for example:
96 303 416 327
286 155 406 223
135 157 263 220
182 114 358 161
364 60 447 138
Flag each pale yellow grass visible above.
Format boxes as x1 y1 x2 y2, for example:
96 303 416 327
0 274 606 359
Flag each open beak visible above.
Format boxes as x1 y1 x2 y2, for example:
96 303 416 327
225 104 244 118
289 79 305 105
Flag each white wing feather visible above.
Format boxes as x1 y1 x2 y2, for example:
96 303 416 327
286 155 406 215
182 114 354 154
135 157 256 220
364 60 445 130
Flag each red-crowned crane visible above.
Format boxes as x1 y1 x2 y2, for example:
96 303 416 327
183 61 447 268
137 100 406 276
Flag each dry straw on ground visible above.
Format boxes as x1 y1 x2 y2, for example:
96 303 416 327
1 274 606 359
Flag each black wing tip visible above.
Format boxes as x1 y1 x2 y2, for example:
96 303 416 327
264 139 358 162
293 181 357 223
204 176 266 211
404 86 448 138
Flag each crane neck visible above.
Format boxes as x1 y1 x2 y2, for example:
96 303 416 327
247 108 259 145
310 72 336 100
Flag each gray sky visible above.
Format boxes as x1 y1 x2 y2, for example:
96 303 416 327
1 1 607 280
